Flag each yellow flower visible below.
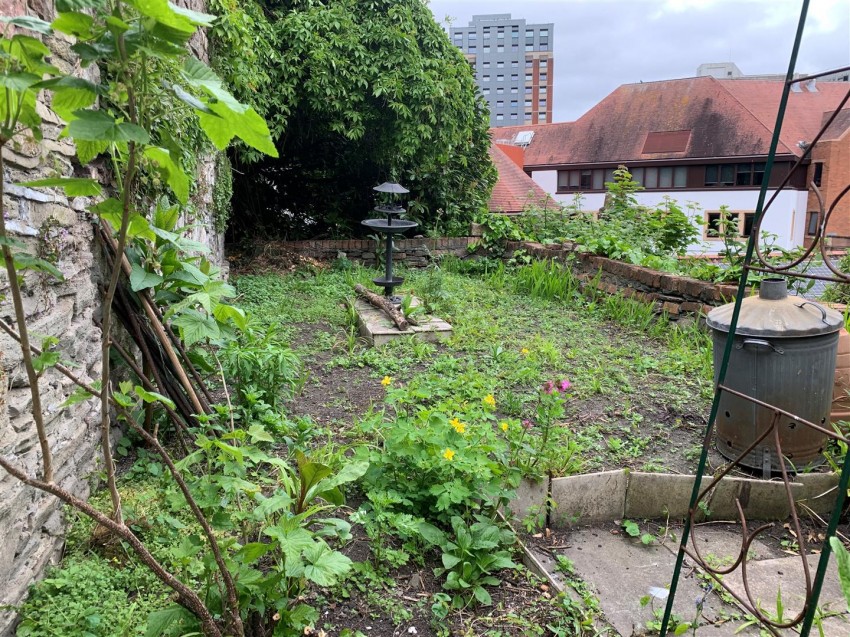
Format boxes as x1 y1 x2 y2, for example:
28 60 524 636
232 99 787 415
381 376 392 387
521 348 530 356
483 394 496 408
450 417 466 434
443 448 455 461
500 422 509 432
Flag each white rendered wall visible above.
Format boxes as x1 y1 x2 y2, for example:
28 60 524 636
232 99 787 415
528 169 805 254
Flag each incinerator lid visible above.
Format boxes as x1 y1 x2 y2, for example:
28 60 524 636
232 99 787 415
706 278 843 338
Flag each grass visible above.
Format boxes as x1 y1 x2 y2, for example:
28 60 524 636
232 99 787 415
235 259 713 474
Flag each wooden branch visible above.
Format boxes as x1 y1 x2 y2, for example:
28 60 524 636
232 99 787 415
354 284 409 331
0 456 223 637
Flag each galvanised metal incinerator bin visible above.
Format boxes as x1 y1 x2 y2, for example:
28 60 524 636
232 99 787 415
706 277 843 472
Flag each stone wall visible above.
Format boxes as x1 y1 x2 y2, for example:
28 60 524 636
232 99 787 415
0 2 104 630
252 236 478 268
506 240 742 317
0 1 219 633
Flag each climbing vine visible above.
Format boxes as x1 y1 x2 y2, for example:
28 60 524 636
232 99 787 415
206 0 496 238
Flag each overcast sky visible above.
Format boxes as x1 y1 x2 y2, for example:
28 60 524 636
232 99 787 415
427 0 850 122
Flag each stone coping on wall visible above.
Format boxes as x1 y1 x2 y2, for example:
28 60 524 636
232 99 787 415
508 470 840 527
505 240 744 317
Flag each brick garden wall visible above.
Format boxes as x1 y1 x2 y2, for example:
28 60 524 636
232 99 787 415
506 241 741 317
252 236 478 267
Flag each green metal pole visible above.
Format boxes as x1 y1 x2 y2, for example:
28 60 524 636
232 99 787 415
659 1 809 634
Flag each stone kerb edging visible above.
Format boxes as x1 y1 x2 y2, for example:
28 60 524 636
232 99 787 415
509 470 840 527
504 240 743 318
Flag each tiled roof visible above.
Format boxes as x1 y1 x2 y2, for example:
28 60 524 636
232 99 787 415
495 77 850 168
489 143 554 214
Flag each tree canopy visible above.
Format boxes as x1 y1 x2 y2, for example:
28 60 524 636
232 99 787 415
208 0 496 239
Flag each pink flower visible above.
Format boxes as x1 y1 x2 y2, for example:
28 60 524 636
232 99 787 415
542 381 555 394
559 379 572 392
522 419 534 430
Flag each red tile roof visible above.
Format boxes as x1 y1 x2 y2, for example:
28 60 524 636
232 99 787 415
494 77 850 168
489 143 554 214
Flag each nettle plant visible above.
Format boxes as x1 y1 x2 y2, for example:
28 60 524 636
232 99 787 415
0 2 363 637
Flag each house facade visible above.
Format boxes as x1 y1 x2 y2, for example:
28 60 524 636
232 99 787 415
493 77 850 253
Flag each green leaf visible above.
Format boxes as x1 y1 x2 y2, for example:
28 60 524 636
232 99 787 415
417 521 446 547
472 585 492 606
247 424 274 443
56 0 107 10
75 139 109 164
144 147 189 204
169 2 215 27
235 542 271 564
254 493 293 519
212 303 247 330
0 16 52 34
60 384 97 408
622 520 640 538
133 386 175 409
38 76 99 119
32 350 60 373
144 605 193 637
171 309 220 346
302 543 352 587
13 253 64 280
641 533 654 546
66 110 150 143
197 103 278 157
441 553 461 569
19 177 101 197
0 71 42 92
130 262 164 292
181 57 244 112
51 11 94 37
831 537 850 609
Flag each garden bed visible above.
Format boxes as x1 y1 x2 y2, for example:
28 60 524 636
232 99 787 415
22 258 832 637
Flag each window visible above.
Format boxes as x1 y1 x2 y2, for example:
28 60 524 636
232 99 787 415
512 44 518 51
482 61 490 68
511 74 518 80
510 100 518 107
482 74 490 81
704 164 735 186
525 86 532 94
483 26 490 34
525 73 533 81
511 113 518 119
807 211 820 235
510 87 518 94
482 87 490 95
557 169 616 191
813 163 823 187
525 44 534 51
524 99 532 106
497 31 504 38
525 112 532 119
468 45 476 52
733 163 766 186
497 74 504 80
704 210 756 239
482 46 490 53
496 100 504 107
496 114 504 121
526 29 534 37
525 60 533 68
497 45 505 53
630 165 687 189
511 61 518 68
496 87 504 94
539 99 547 107
540 59 548 68
512 31 519 39
539 87 546 94
468 32 477 40
540 29 549 37
496 61 504 68
539 44 549 51
540 73 548 81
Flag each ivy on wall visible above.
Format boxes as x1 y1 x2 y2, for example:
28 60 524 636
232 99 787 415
206 0 496 239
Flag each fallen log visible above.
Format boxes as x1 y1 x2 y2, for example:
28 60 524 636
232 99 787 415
354 284 409 331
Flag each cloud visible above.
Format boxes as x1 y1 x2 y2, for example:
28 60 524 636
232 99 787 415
429 0 849 122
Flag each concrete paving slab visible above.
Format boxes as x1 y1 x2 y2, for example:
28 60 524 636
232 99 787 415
355 298 452 347
722 553 850 635
534 526 765 636
705 476 802 521
550 470 627 526
795 472 841 515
